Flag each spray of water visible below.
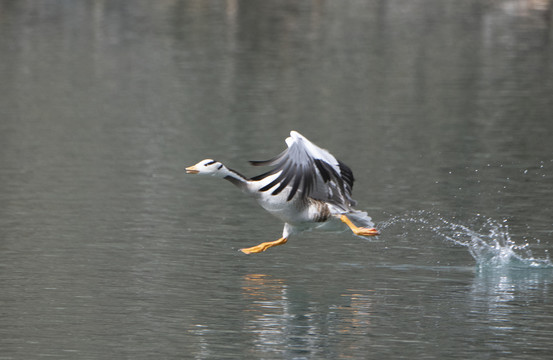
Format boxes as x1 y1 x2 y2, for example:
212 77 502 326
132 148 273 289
379 211 552 270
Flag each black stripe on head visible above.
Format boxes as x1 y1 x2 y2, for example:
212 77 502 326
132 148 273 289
205 160 217 166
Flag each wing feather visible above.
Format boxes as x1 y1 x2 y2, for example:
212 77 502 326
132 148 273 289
250 131 357 208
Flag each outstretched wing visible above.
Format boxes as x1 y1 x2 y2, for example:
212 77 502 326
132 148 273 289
250 131 356 208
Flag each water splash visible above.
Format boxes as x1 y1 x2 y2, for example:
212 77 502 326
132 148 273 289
379 211 552 270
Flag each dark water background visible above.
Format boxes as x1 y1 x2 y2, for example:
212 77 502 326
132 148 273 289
1 1 553 358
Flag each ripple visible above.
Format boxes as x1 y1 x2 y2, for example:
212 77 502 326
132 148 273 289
379 211 553 270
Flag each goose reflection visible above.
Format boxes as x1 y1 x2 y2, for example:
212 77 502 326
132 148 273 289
241 274 292 352
241 274 377 356
332 289 374 335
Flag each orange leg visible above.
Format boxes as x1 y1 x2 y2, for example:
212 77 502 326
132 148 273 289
340 215 380 236
240 237 288 254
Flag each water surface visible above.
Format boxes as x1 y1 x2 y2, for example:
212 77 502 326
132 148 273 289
1 0 553 358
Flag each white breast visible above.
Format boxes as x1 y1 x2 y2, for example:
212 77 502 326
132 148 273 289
247 172 311 223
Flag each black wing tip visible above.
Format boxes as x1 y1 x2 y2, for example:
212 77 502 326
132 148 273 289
338 160 355 187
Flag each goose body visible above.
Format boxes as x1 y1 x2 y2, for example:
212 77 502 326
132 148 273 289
186 131 379 253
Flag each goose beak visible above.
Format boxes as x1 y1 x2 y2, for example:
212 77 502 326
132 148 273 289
185 165 199 174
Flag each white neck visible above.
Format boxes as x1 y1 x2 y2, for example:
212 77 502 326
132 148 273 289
218 165 249 189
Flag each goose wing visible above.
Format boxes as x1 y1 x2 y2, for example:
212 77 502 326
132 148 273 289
250 131 356 208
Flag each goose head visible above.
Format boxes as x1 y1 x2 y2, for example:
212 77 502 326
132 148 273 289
185 159 225 176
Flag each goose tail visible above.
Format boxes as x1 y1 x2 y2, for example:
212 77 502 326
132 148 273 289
345 210 375 228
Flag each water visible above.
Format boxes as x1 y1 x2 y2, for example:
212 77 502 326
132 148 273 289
381 212 553 269
1 0 553 359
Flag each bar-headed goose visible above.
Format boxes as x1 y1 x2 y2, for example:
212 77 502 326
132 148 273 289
186 131 379 254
